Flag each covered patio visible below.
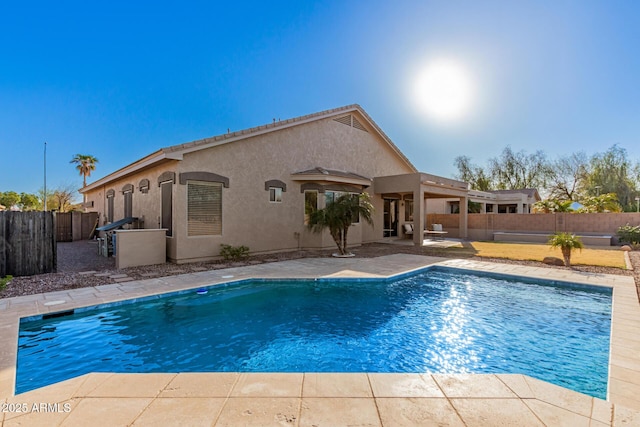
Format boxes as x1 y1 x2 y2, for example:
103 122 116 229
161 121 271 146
373 172 471 246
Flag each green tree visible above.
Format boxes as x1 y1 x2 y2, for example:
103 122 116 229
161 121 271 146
532 199 573 213
35 184 79 212
579 193 622 213
37 188 55 211
488 146 552 190
19 192 40 211
586 145 638 210
0 191 20 209
548 232 584 267
307 193 374 256
547 152 589 201
70 154 99 187
454 156 492 190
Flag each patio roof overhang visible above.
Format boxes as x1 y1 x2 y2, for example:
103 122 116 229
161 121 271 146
372 172 470 199
373 172 471 246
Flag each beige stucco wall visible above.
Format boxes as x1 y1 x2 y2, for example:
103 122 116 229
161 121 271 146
170 113 413 262
426 199 448 214
115 229 167 269
83 111 414 263
83 160 179 260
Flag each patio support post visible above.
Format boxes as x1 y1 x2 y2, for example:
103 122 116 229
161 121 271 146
480 202 486 213
413 187 424 246
459 196 468 240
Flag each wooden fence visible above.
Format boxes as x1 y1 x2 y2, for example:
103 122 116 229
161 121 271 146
0 211 56 277
55 212 99 242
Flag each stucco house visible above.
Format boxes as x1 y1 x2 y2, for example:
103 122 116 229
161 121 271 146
80 104 489 263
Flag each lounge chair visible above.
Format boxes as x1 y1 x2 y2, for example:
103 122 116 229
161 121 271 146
425 223 448 240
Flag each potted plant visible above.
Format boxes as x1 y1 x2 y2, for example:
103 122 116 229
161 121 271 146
548 232 584 267
307 192 374 257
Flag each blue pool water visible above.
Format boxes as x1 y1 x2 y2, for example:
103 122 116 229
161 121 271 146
17 268 612 398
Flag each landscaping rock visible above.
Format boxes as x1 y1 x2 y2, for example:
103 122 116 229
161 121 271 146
543 256 565 266
621 245 632 251
3 240 635 300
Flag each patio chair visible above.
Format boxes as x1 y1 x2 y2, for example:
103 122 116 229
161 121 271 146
425 224 448 241
403 223 414 238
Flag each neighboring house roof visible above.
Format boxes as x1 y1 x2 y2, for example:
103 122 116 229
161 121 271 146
81 104 417 193
0 204 5 211
488 188 541 201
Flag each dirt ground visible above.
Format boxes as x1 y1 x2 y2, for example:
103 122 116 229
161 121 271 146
1 240 637 300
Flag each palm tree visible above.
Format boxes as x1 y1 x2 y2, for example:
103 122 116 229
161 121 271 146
70 154 99 187
548 232 584 267
553 200 574 212
307 192 374 256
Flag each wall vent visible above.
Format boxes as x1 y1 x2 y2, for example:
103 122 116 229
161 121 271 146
333 115 352 126
332 115 369 133
352 116 367 132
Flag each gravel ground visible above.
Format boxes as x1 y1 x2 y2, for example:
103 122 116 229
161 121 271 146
1 240 636 299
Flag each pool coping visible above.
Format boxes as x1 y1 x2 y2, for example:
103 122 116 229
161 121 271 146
1 254 639 426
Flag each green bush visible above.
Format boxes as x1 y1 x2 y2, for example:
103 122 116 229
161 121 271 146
617 224 640 245
0 275 13 292
219 244 250 261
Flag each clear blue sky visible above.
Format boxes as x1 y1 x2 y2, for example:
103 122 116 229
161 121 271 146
2 1 639 198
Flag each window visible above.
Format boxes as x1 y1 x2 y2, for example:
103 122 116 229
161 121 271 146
404 200 414 221
187 181 222 236
161 181 173 236
325 191 360 223
123 191 133 218
107 195 114 223
269 187 283 203
325 191 337 205
304 191 318 224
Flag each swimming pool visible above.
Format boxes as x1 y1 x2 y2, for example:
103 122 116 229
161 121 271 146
17 267 612 398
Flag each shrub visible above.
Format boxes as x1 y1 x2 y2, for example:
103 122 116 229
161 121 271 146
616 224 640 245
0 275 13 292
219 244 250 261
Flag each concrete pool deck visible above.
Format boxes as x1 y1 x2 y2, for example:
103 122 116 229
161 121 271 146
1 254 639 426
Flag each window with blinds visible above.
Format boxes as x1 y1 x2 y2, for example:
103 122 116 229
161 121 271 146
187 181 222 236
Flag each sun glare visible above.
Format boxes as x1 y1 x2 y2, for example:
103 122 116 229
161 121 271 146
414 59 474 122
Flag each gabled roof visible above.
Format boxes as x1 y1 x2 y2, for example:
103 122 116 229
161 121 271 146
81 104 416 193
